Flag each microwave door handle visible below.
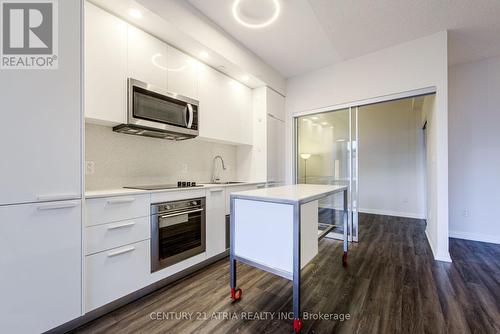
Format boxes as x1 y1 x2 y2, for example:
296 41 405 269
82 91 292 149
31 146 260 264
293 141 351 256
186 103 194 129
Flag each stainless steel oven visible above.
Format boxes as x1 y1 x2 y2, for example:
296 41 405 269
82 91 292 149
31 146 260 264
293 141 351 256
151 198 206 272
114 78 199 140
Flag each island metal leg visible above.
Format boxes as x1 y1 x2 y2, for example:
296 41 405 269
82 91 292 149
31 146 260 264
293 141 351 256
292 203 303 333
229 197 242 301
342 189 349 266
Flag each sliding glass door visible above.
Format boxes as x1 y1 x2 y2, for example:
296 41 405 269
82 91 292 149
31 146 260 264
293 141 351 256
296 108 358 241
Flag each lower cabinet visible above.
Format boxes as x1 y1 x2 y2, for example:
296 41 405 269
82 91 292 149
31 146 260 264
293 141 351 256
85 239 150 312
206 188 226 257
0 201 82 334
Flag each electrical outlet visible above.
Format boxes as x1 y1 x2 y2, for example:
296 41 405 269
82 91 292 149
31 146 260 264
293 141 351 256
85 161 95 175
462 209 470 218
181 164 188 174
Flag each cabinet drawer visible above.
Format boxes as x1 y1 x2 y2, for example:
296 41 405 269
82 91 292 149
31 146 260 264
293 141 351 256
86 194 150 226
85 240 150 311
85 216 150 255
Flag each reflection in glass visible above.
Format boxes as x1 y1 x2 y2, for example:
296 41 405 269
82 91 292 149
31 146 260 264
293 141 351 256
297 109 351 236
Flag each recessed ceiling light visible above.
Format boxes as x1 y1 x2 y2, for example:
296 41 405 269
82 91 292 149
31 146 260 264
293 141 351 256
311 116 318 120
128 8 142 19
199 51 209 59
302 118 308 122
321 122 328 126
241 75 250 82
232 0 281 29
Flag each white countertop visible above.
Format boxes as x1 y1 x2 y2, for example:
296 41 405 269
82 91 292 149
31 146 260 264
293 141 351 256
231 184 347 204
85 182 266 199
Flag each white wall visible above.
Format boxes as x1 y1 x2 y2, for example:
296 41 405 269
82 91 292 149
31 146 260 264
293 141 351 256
285 31 450 261
422 95 439 252
85 124 237 189
449 55 500 244
358 98 426 219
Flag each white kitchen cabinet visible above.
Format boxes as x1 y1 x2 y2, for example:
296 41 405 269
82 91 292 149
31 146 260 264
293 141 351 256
85 240 150 311
0 0 82 206
267 87 286 121
85 216 151 255
267 115 286 184
85 2 127 125
265 88 286 184
206 188 226 257
198 63 252 145
0 201 82 333
85 194 150 227
128 25 168 89
167 45 198 98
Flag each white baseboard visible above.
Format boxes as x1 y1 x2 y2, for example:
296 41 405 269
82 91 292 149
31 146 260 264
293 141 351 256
449 230 500 245
425 229 452 262
359 208 425 220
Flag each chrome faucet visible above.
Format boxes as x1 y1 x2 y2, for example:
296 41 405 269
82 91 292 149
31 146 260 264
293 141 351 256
212 155 227 183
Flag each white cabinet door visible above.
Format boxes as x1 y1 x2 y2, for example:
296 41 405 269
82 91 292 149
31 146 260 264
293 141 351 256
0 201 82 333
198 63 252 144
85 240 150 312
198 63 228 142
227 80 253 145
267 116 286 183
85 2 127 125
0 0 82 206
128 25 168 89
206 188 226 257
167 46 198 98
267 88 286 121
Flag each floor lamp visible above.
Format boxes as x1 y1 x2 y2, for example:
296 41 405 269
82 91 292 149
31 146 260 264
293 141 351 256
300 153 311 184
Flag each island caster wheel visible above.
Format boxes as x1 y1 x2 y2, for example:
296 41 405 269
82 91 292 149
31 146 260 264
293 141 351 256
342 252 348 267
231 287 242 301
293 318 303 333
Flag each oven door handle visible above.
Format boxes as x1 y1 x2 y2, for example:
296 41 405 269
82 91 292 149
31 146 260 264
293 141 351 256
160 208 203 219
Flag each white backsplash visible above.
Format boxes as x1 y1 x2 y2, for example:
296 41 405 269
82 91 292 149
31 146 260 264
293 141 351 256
85 124 237 190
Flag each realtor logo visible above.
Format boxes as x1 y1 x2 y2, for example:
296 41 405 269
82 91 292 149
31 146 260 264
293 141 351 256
1 0 58 69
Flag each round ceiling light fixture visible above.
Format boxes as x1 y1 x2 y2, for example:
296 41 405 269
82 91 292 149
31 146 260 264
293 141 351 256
232 0 281 29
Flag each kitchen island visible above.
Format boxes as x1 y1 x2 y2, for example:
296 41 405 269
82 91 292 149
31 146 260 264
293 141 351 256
229 184 349 333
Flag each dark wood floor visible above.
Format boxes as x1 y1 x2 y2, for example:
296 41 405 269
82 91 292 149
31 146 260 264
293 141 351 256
71 214 500 334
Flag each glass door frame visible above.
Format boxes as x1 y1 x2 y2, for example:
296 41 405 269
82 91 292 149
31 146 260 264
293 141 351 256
293 106 359 242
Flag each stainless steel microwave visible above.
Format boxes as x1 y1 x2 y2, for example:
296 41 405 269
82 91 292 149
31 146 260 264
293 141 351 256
113 78 199 140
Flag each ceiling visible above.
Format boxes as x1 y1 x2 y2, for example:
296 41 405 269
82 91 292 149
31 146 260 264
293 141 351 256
187 0 500 78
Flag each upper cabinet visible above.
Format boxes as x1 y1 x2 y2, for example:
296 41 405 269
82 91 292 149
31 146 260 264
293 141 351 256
85 4 252 145
167 46 198 99
198 63 252 145
127 25 168 89
85 2 127 125
267 88 286 121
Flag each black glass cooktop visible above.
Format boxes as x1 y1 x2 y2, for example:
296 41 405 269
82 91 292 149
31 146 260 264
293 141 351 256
124 184 203 190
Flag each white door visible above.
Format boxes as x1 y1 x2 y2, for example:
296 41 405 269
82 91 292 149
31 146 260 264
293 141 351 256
0 0 82 205
0 201 82 333
166 46 198 98
267 115 286 184
206 188 226 257
128 25 168 89
85 2 127 125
